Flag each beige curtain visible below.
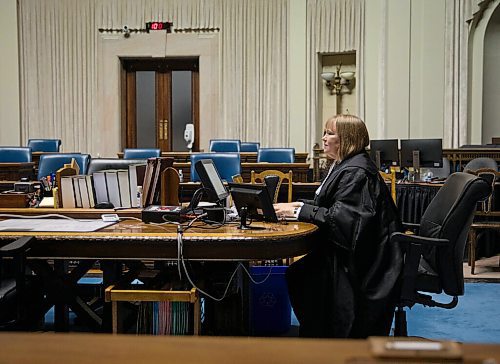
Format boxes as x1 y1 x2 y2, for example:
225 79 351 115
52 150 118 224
18 0 97 153
18 0 289 154
306 0 365 153
218 0 289 147
443 0 477 148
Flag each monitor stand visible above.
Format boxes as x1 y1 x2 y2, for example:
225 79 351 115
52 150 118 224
237 207 265 230
375 150 382 170
412 150 421 182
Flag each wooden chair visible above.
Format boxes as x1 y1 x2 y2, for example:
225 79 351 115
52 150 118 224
250 169 293 203
379 169 397 204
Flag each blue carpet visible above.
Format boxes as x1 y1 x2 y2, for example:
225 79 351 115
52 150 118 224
405 283 500 343
291 283 500 343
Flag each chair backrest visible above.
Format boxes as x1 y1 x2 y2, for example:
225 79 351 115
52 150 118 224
379 170 396 204
87 158 146 175
0 147 32 163
209 139 241 153
190 153 241 182
27 139 61 152
418 172 491 296
240 142 260 153
251 169 293 203
257 148 295 163
37 153 90 180
463 157 498 172
123 148 161 159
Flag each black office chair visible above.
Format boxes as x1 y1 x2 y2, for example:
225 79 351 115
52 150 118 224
391 172 491 336
0 237 43 329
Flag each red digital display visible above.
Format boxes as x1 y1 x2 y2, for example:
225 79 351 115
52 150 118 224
146 21 171 32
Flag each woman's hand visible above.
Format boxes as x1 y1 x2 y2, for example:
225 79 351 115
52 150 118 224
274 202 303 218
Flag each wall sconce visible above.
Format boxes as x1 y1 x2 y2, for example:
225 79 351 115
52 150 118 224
321 64 355 95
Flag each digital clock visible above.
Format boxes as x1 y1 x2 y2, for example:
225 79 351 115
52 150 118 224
145 21 172 32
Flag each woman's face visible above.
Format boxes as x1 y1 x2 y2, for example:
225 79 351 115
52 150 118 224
322 119 340 160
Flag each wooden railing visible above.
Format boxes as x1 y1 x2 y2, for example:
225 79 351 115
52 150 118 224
312 146 500 180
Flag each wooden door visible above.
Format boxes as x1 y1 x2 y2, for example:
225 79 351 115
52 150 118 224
121 58 199 152
156 71 171 151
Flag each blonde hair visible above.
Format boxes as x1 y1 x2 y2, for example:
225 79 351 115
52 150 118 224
326 114 369 161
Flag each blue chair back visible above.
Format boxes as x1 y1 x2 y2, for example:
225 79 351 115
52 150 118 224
257 148 295 163
240 142 260 153
27 139 61 152
37 153 90 180
123 148 161 159
0 147 32 163
209 139 241 153
190 153 241 182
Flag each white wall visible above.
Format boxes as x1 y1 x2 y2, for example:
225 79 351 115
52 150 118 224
364 0 445 142
469 0 500 144
482 4 500 143
0 0 20 146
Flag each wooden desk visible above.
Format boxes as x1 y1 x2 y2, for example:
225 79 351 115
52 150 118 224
117 151 310 164
0 219 317 261
1 333 499 364
0 162 35 181
0 216 317 332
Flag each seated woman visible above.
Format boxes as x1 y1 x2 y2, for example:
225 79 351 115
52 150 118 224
274 114 402 338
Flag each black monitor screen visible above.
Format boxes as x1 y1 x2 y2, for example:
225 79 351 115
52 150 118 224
194 159 229 202
369 139 399 169
228 183 278 223
400 139 443 168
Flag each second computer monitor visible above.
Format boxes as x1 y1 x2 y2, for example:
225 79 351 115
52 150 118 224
400 138 443 169
194 159 229 203
369 139 399 169
228 183 278 223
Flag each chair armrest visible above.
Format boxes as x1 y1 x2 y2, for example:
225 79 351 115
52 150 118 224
391 232 450 247
0 236 35 256
402 222 420 230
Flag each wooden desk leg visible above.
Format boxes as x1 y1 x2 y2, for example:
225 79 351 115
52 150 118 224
112 301 118 334
54 260 69 332
193 298 201 336
469 228 477 275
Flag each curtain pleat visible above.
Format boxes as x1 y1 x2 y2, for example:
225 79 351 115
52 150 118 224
305 0 365 154
443 0 475 148
219 0 288 147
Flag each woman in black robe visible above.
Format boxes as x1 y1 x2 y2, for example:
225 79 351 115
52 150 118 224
274 114 402 338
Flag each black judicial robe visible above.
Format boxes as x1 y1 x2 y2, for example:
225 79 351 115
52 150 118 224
287 151 403 338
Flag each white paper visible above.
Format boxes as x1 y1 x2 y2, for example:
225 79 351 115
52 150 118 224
0 218 116 232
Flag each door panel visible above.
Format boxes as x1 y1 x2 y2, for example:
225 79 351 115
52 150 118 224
156 72 171 151
121 58 199 153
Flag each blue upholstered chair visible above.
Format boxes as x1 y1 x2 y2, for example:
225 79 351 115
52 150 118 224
240 142 260 153
209 139 241 153
190 153 241 182
37 153 90 180
123 148 161 159
27 139 61 152
257 148 295 163
0 147 32 163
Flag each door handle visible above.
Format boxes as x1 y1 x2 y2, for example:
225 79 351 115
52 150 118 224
163 119 168 141
158 120 164 140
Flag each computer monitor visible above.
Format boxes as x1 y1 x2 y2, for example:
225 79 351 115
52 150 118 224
194 159 229 203
228 182 278 229
369 139 399 170
400 139 443 169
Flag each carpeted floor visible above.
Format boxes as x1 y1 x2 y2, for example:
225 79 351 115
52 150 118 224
290 282 500 344
404 282 500 343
